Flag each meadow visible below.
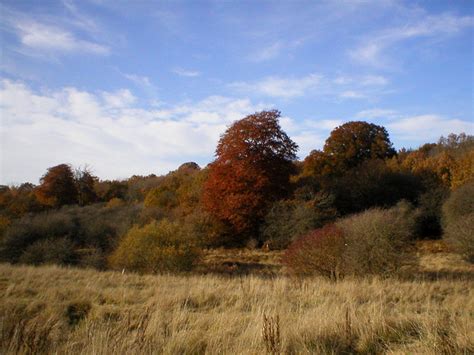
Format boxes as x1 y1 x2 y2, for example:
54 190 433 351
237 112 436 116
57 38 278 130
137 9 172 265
1 242 473 354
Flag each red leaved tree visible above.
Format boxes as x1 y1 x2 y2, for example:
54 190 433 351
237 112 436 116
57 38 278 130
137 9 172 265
202 110 298 243
35 164 78 207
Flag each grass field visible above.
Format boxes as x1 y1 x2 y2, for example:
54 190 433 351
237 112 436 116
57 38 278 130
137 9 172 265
1 242 473 354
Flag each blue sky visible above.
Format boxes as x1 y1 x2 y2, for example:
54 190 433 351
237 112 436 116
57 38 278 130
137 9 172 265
0 0 473 184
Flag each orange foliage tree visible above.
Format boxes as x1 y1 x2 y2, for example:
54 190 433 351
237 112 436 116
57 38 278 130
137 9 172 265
323 121 396 174
35 164 78 207
202 110 298 242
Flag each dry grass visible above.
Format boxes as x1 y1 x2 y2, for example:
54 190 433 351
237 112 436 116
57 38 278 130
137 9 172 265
197 248 284 276
1 248 473 354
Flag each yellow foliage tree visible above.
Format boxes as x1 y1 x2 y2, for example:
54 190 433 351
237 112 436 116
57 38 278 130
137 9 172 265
109 219 200 273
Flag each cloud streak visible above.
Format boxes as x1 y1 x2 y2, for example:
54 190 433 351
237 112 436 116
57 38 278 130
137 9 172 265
230 73 390 100
351 13 474 66
230 74 322 99
15 21 110 55
173 68 201 77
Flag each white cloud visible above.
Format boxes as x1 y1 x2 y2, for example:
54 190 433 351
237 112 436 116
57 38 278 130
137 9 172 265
15 20 109 55
303 119 343 131
123 73 153 87
102 89 136 108
360 75 388 86
231 72 390 100
280 117 342 158
231 74 322 99
250 42 283 62
356 108 398 119
351 13 474 66
173 68 201 77
340 91 366 99
387 114 473 143
0 79 268 184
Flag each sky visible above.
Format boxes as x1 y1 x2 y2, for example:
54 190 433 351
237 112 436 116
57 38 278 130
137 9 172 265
0 0 473 185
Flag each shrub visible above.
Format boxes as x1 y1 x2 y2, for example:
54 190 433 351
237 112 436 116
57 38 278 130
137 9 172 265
0 210 77 262
337 203 414 276
105 197 125 208
109 219 200 273
444 213 474 262
413 187 449 239
328 160 422 215
19 237 77 266
442 182 474 227
0 216 10 239
283 224 345 279
181 209 231 247
144 186 178 210
0 203 141 264
262 193 338 249
442 183 474 262
76 248 107 269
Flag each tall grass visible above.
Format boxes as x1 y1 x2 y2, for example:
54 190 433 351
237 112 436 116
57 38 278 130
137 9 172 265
0 263 472 354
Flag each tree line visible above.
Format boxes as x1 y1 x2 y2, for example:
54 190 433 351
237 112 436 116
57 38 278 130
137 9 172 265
0 110 472 273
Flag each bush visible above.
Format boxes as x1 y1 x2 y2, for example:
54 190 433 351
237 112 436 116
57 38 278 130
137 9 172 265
442 183 474 262
109 219 200 273
19 237 76 266
283 224 345 279
261 193 338 249
0 203 141 264
442 182 474 227
0 210 77 262
181 209 231 247
413 187 449 239
444 213 474 262
337 203 414 276
327 159 422 215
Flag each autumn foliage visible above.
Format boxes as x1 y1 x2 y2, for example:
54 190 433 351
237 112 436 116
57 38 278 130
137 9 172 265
0 108 473 272
303 121 396 178
324 121 396 170
202 110 298 241
35 164 78 207
283 224 345 279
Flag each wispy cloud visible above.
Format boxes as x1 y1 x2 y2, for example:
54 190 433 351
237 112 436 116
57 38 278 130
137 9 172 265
231 73 390 100
15 21 110 55
250 42 283 62
356 108 398 120
0 2 111 58
120 71 159 102
230 74 322 99
123 73 153 87
351 13 474 66
61 0 100 34
387 114 473 144
172 68 200 77
340 91 366 99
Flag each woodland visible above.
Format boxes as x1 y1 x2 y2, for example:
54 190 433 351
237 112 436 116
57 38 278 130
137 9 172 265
0 110 472 276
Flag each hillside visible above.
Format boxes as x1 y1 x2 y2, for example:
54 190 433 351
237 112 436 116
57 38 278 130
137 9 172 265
1 243 473 354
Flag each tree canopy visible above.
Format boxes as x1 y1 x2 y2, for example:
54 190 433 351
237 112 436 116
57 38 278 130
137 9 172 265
35 164 78 207
202 110 298 241
323 121 396 173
